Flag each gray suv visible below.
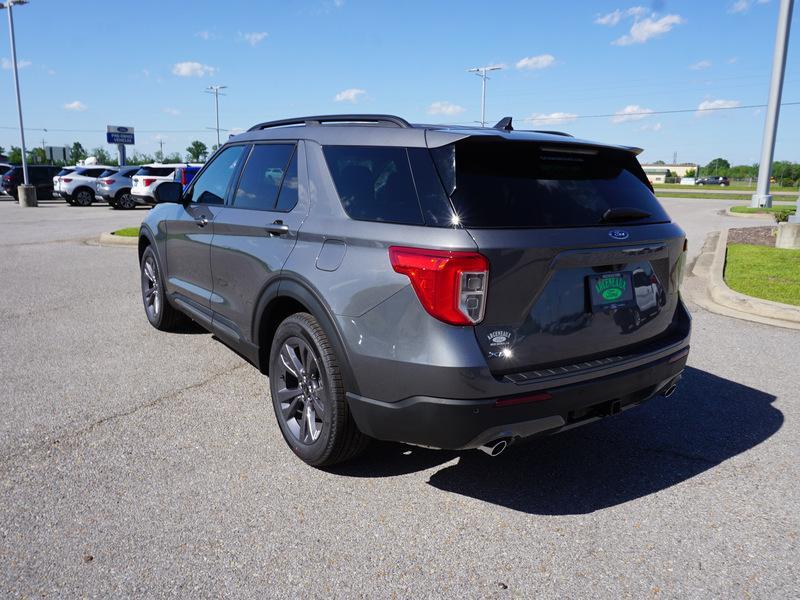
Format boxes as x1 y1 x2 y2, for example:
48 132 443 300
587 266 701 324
138 114 691 466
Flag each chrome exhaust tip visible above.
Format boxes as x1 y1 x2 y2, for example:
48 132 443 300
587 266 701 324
662 383 678 398
478 438 509 457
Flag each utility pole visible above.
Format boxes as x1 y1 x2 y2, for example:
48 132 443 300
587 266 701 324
158 138 164 158
467 65 502 127
205 85 227 147
752 0 794 209
1 0 30 187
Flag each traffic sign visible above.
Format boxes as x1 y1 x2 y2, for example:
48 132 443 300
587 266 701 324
106 125 135 145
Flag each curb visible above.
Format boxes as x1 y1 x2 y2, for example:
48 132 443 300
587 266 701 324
683 228 800 330
725 207 777 219
98 232 137 247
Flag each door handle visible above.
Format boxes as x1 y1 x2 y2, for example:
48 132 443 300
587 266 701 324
264 220 290 236
195 215 208 228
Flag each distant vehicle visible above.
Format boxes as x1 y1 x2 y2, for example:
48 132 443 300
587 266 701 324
95 166 141 209
1 165 61 199
53 166 77 199
696 176 730 187
173 165 202 190
0 163 12 177
132 163 203 205
59 165 116 206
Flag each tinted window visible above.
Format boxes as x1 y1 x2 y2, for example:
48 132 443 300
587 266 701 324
233 144 294 210
0 165 10 175
186 145 245 205
433 141 670 228
136 166 174 177
323 146 423 225
76 168 106 178
56 168 74 177
275 149 299 211
98 169 118 177
120 167 139 178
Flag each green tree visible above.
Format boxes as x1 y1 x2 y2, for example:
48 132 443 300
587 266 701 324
164 152 183 163
154 150 164 163
704 158 730 175
684 169 696 178
8 146 22 163
186 140 208 162
127 151 154 165
70 142 87 163
0 146 5 157
90 147 115 165
27 147 47 164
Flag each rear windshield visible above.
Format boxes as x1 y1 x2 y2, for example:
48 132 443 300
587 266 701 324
56 168 75 177
98 169 118 177
432 140 670 228
136 166 174 177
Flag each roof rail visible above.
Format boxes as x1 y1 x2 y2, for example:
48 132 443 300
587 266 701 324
531 130 574 138
247 114 411 132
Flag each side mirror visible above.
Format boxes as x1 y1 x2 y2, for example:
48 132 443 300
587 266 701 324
154 181 184 204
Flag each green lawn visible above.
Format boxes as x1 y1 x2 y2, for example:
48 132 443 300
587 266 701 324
730 205 797 216
656 192 754 201
655 182 799 192
725 244 800 306
112 227 139 237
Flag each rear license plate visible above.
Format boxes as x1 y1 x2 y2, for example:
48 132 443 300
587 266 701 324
588 272 634 311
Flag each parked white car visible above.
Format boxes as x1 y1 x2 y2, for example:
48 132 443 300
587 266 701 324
52 166 77 199
59 165 116 206
131 163 203 205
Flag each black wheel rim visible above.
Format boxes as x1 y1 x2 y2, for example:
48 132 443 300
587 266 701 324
276 337 325 445
76 190 92 206
142 255 161 321
119 193 134 209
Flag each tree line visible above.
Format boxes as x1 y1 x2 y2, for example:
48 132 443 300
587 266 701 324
0 140 215 167
700 157 800 184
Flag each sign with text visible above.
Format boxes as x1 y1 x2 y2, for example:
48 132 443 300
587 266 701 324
106 125 135 145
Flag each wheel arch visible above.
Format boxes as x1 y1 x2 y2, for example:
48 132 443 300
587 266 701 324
254 277 360 396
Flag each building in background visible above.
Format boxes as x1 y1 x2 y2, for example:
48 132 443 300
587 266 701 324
641 163 698 185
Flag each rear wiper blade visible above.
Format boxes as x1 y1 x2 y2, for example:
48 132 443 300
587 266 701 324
600 207 651 223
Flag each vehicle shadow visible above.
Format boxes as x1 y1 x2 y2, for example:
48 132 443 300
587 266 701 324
331 367 782 514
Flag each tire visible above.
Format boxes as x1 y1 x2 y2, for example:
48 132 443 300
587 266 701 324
73 188 94 206
115 189 136 210
64 196 75 206
140 246 188 331
269 312 369 467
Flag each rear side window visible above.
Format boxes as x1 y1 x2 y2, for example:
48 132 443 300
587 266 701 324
432 141 670 228
77 168 106 177
98 169 118 177
56 168 75 177
323 146 424 225
136 166 174 177
233 144 295 211
120 167 139 178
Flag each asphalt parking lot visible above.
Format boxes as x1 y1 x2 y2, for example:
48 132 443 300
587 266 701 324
0 196 798 598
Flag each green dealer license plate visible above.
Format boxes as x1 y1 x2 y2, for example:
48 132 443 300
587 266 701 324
588 272 634 311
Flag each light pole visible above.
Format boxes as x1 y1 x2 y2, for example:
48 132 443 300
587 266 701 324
205 85 227 147
751 0 794 209
467 65 502 127
1 0 30 188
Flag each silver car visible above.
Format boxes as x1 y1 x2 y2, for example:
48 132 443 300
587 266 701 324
95 166 141 209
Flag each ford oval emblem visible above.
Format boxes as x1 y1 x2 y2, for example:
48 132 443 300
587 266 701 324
118 127 128 132
609 229 629 240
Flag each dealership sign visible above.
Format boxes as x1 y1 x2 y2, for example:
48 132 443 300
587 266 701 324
106 125 135 145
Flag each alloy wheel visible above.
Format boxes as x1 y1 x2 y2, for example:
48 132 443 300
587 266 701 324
142 255 162 321
276 337 325 444
75 190 93 206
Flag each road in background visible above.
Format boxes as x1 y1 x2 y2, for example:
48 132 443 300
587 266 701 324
0 197 797 597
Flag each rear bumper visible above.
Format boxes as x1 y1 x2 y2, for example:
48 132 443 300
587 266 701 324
132 193 154 205
346 346 689 450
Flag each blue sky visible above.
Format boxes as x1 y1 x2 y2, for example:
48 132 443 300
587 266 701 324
1 0 798 165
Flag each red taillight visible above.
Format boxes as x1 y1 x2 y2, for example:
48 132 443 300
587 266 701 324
179 169 188 185
61 178 72 183
143 178 157 187
495 391 552 407
101 179 114 185
389 246 489 325
2 175 11 182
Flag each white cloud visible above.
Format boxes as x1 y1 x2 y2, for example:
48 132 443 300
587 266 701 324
163 107 181 116
334 88 366 102
427 101 466 116
729 0 769 13
1 57 31 70
241 31 268 46
64 100 87 112
689 59 712 70
697 99 741 116
728 56 739 64
612 104 654 123
595 9 623 26
613 14 684 45
640 122 663 132
626 6 648 18
515 54 555 70
172 61 217 77
334 0 345 6
195 30 213 40
525 112 578 125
